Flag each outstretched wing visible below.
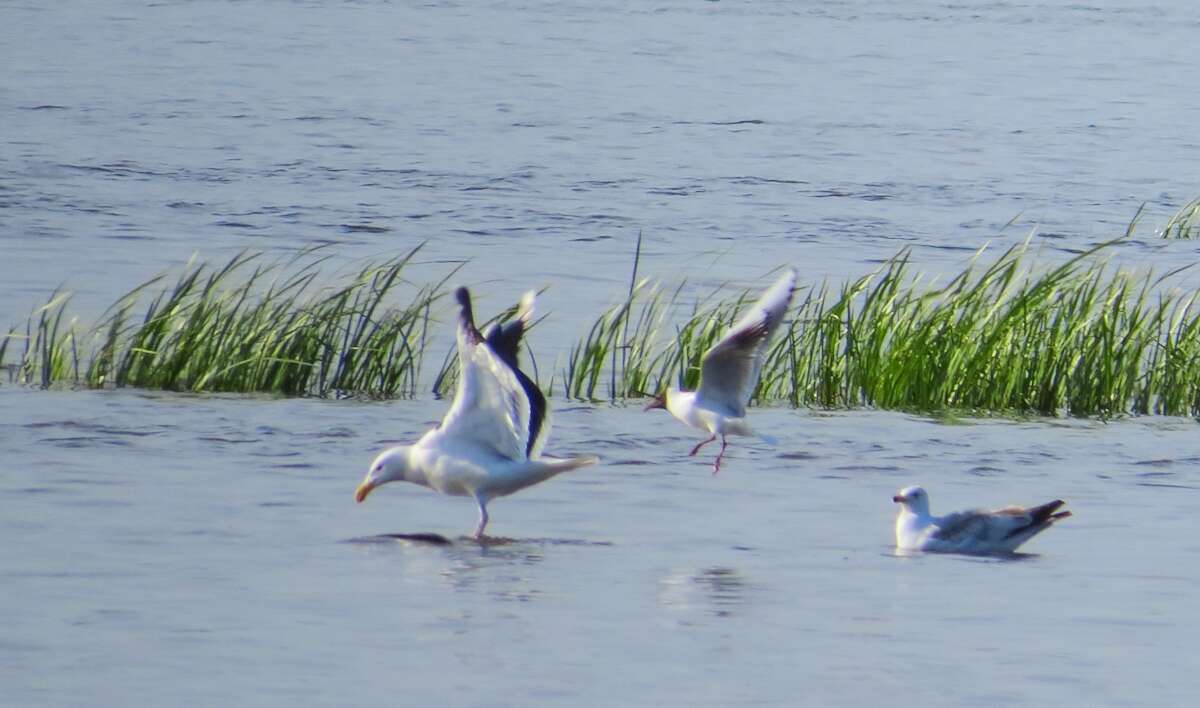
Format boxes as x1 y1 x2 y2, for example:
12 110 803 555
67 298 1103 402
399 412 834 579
437 288 535 462
482 291 548 458
697 268 796 416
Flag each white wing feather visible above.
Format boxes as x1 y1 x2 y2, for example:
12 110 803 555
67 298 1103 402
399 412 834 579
697 268 796 415
436 301 531 462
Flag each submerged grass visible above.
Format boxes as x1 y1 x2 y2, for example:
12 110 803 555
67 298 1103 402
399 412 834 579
3 245 451 397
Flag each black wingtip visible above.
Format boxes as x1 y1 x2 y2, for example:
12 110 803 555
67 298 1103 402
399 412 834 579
485 318 525 370
455 286 483 343
456 286 474 322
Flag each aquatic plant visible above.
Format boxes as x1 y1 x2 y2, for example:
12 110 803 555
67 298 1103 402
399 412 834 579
14 229 1200 419
2 245 449 397
1 291 82 388
1162 196 1200 239
565 235 1200 418
763 239 1171 416
560 232 763 401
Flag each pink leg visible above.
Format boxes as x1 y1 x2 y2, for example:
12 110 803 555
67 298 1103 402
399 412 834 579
689 434 717 457
711 436 728 475
472 498 489 540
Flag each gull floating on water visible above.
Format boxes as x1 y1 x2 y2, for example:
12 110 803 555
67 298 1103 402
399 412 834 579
892 485 1071 554
355 287 598 539
645 268 796 474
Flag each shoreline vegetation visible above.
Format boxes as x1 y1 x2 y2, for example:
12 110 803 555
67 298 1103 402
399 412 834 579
1 245 449 399
8 213 1200 418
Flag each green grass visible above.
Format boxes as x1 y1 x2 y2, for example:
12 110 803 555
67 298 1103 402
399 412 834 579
14 218 1200 418
764 238 1168 416
1 290 81 388
1162 196 1200 239
564 235 1200 418
3 245 451 397
560 232 763 401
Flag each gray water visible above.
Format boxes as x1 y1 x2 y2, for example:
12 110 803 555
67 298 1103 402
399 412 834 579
4 1 1200 705
4 389 1200 706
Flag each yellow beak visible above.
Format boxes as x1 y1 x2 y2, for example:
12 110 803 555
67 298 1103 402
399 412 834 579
355 479 376 503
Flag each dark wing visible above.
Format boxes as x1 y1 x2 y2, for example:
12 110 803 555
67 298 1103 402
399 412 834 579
437 287 533 461
483 291 547 458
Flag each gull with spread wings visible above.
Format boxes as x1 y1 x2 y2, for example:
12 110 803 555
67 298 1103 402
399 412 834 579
645 268 796 474
355 287 598 539
892 485 1072 554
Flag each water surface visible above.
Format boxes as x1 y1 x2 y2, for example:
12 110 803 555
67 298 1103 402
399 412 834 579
4 0 1200 337
3 388 1199 705
4 1 1200 705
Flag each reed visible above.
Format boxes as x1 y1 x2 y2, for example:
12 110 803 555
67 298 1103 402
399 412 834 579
564 236 1200 418
14 231 1200 418
1 290 82 387
562 277 678 401
1162 196 1200 239
763 238 1200 417
2 245 448 397
559 228 760 400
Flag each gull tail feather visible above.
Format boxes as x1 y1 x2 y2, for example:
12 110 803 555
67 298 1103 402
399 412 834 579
537 454 600 476
529 455 599 486
1003 501 1071 547
491 456 599 497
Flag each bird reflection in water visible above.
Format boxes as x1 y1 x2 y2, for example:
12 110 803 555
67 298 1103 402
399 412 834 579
658 566 749 618
345 535 610 603
438 544 546 602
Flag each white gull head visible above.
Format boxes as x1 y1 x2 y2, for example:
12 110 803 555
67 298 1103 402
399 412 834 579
355 445 415 503
892 485 931 517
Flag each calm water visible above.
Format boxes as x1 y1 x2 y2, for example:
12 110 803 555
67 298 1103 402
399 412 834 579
3 388 1199 706
4 1 1200 705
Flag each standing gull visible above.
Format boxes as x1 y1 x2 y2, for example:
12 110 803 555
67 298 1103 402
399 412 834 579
355 287 598 539
645 268 797 474
892 485 1072 554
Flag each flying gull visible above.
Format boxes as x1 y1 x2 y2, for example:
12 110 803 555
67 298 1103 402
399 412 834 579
645 268 797 473
892 485 1071 554
355 287 598 539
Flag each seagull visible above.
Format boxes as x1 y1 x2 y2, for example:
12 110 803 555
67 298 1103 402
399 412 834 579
645 268 797 474
355 287 598 540
892 485 1072 554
